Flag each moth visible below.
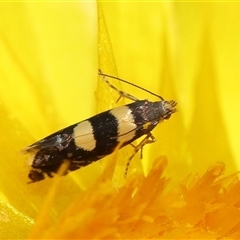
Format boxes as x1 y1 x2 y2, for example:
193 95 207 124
22 71 177 183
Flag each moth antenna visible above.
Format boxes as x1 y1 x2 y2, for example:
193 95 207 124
98 69 164 101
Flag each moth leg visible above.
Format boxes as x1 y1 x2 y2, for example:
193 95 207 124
125 132 156 177
98 70 139 102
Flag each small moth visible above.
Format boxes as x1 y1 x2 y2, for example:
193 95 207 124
22 71 177 183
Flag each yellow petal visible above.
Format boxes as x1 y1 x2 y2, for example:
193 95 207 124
1 2 240 239
100 2 239 179
0 1 97 233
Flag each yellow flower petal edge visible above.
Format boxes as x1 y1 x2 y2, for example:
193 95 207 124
97 2 144 188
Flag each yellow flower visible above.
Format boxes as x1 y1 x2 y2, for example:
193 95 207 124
1 2 240 239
